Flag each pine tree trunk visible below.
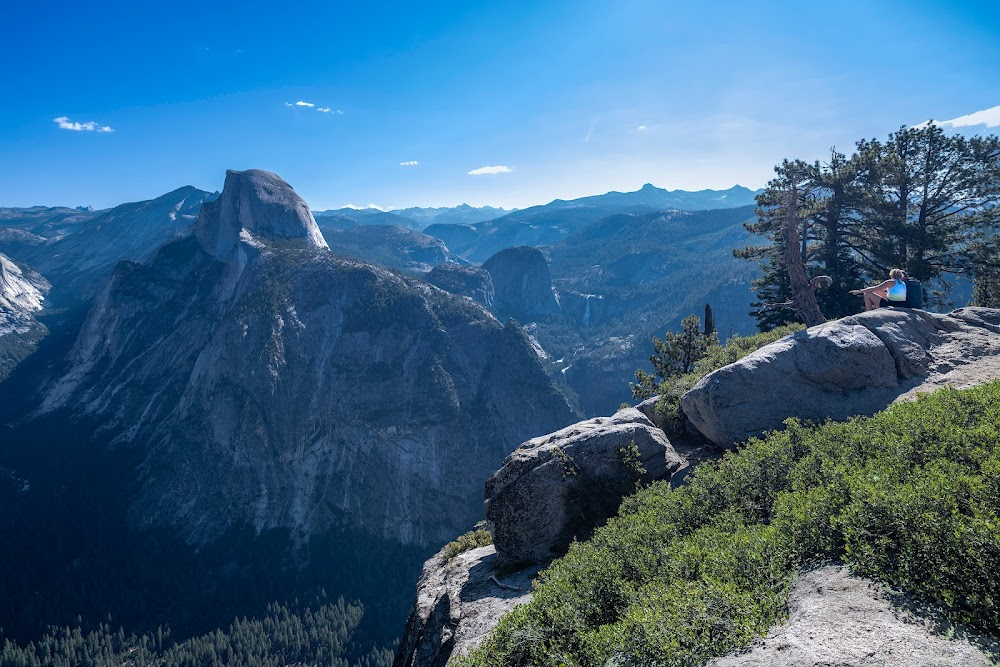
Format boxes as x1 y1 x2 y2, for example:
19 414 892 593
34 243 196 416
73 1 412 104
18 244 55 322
783 181 827 327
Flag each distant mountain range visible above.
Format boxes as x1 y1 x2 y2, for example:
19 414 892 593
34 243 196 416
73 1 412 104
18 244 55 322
0 187 216 301
423 184 761 263
313 203 512 231
314 184 758 242
562 183 759 210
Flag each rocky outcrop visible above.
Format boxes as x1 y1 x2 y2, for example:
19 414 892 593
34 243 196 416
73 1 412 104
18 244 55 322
0 253 48 317
681 308 1000 449
635 395 666 431
37 169 575 548
0 253 51 380
396 407 685 665
709 565 996 666
196 169 326 262
482 246 560 322
393 544 542 667
485 408 682 566
426 264 495 308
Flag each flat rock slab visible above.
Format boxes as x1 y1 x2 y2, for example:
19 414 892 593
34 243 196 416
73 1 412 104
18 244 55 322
709 565 997 667
393 544 541 667
682 308 1000 449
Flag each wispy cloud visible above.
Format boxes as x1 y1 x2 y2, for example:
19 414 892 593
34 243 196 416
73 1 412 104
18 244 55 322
53 116 114 133
637 125 648 131
468 165 513 176
400 160 419 166
913 105 1000 130
285 101 343 115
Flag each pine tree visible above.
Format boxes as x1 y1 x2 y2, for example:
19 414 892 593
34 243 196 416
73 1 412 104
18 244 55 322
856 124 1000 285
632 315 718 399
738 124 1000 326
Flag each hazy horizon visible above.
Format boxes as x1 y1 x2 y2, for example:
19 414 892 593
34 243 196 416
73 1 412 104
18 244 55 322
2 179 764 214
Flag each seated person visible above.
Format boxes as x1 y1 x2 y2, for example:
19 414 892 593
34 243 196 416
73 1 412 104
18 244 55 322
850 269 907 311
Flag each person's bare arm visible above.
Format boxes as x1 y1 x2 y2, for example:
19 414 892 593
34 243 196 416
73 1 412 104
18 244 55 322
851 279 894 295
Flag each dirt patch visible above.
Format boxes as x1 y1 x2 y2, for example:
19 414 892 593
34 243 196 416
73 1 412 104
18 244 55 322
709 565 998 666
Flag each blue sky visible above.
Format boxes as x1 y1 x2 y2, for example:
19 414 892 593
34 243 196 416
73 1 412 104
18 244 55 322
1 0 998 210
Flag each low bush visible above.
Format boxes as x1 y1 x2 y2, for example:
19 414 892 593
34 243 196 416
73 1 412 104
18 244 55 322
461 381 1000 666
441 528 493 562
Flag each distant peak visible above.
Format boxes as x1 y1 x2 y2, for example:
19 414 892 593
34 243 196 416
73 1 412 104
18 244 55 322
195 169 328 261
640 183 657 191
151 185 213 204
75 205 94 212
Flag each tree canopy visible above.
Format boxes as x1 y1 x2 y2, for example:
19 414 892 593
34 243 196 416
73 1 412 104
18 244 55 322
738 124 1000 329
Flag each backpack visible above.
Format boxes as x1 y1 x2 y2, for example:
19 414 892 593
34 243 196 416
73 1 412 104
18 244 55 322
903 279 923 308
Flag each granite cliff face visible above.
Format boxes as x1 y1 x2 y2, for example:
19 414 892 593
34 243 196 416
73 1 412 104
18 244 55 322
482 246 560 322
0 253 51 380
0 253 48 317
425 264 495 308
38 169 575 547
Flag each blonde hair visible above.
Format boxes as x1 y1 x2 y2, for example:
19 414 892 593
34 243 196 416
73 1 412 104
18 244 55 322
890 268 906 280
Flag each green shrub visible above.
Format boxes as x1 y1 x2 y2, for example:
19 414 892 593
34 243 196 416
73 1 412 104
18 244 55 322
461 382 1000 666
441 528 494 562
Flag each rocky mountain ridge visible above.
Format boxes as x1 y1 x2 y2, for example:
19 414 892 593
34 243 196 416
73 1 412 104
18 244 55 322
36 169 575 548
423 185 760 263
320 224 452 274
0 186 216 301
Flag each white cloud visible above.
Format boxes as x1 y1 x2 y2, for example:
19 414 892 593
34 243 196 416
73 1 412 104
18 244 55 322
468 165 513 176
53 116 114 133
637 125 648 131
286 102 343 115
400 160 419 166
913 105 1000 130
